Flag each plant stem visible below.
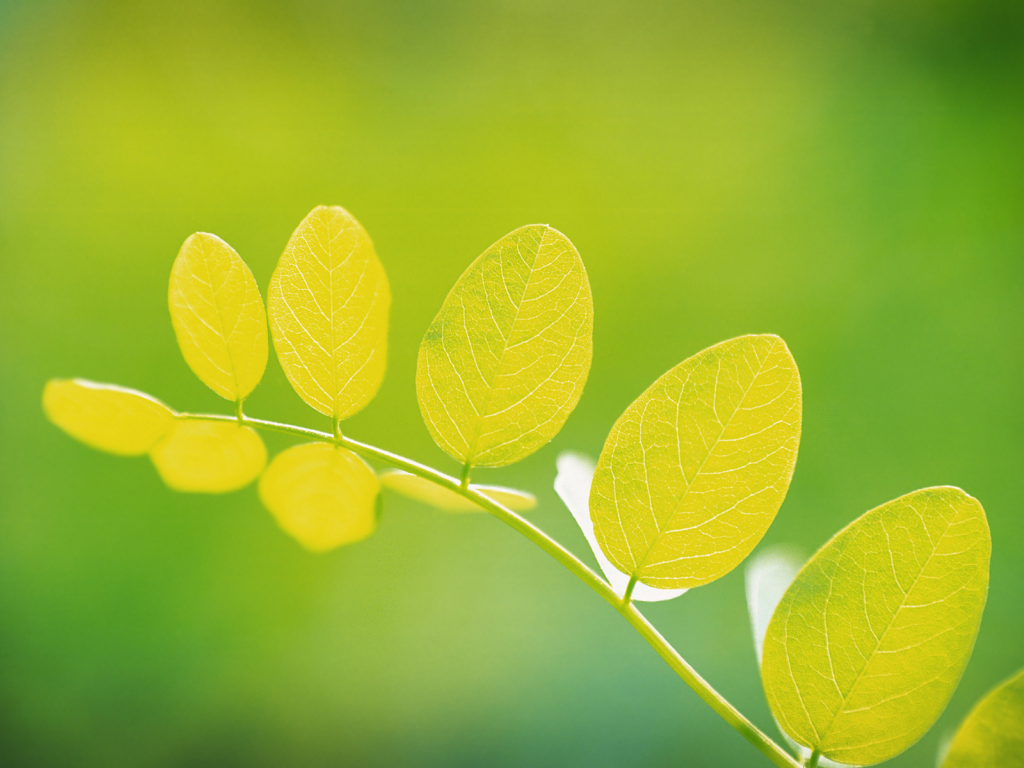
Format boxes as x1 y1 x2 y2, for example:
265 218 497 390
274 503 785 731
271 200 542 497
178 410 802 768
806 749 821 768
622 573 639 606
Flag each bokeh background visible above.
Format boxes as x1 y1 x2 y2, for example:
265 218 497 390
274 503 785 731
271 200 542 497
1 0 1021 766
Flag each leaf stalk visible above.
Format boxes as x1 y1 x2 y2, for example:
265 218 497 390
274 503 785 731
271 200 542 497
177 410 802 768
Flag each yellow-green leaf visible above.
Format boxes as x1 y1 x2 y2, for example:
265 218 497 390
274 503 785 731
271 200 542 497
380 469 536 513
150 420 266 493
267 206 390 420
169 232 268 401
589 334 801 589
942 668 1024 768
43 378 176 456
416 224 593 469
762 487 991 767
259 442 379 551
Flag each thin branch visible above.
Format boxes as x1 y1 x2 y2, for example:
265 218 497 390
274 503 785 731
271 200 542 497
177 410 803 768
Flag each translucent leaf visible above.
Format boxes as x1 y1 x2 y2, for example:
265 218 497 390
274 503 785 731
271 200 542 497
43 378 176 456
761 487 991 767
416 224 593 469
267 206 390 420
379 469 536 513
150 420 266 493
169 232 268 401
554 452 686 602
746 546 850 768
941 668 1024 768
589 334 802 589
259 442 380 551
745 545 804 666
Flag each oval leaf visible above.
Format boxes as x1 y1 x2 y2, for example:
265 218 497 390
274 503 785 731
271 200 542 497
589 334 802 589
380 469 536 513
268 206 390 420
43 378 176 455
416 224 593 469
169 232 268 401
942 668 1024 768
150 420 266 493
761 487 991 767
555 452 687 602
259 442 380 551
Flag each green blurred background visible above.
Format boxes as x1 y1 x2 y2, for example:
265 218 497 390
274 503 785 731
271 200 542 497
1 0 1021 765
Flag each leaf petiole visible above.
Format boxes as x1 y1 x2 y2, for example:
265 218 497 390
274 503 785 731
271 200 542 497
176 410 803 768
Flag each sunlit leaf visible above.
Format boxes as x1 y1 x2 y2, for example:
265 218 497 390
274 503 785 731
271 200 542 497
169 232 268 401
746 545 849 768
761 487 991 767
555 452 686 602
380 469 536 513
416 224 593 469
43 378 176 456
259 442 380 551
150 420 266 493
267 206 390 420
941 668 1024 768
589 334 801 589
745 545 804 666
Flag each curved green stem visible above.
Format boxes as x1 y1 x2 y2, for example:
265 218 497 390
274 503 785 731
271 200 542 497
621 573 639 606
177 410 801 768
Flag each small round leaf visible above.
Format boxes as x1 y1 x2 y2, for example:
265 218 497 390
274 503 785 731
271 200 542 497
150 420 266 493
259 442 380 551
43 378 175 456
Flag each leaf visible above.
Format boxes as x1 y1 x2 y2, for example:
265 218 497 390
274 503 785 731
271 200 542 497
761 487 991 767
941 668 1024 768
259 442 380 551
150 420 266 493
379 469 536 513
746 546 851 768
169 232 268 401
555 452 686 602
43 378 176 456
589 334 802 589
416 224 593 469
267 206 390 420
745 545 804 666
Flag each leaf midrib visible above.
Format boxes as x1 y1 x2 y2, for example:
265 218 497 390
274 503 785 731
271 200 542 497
633 338 779 576
814 503 961 751
197 236 241 396
463 225 551 465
